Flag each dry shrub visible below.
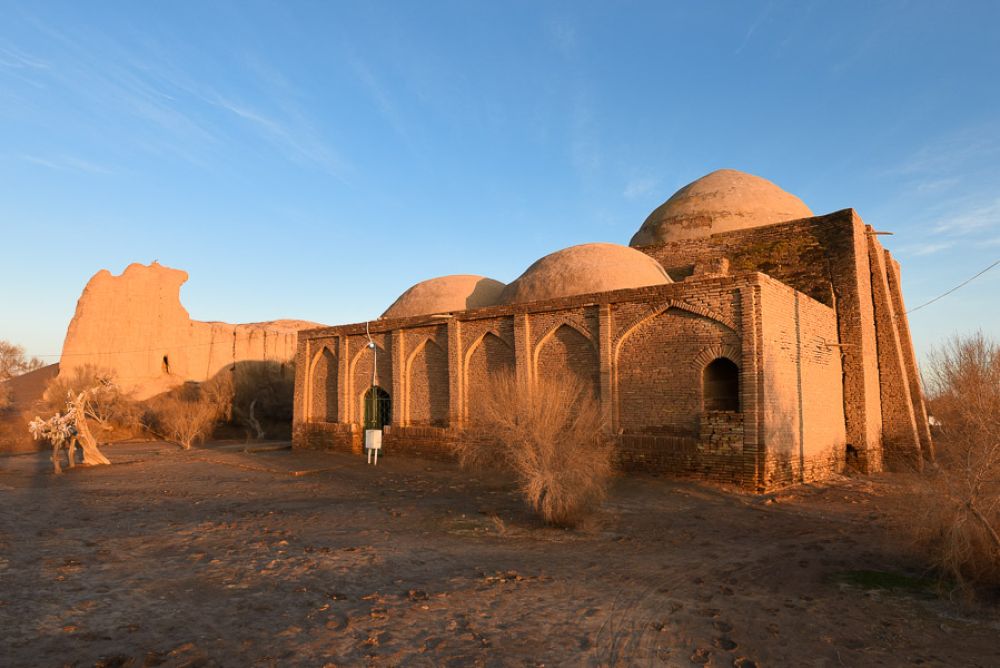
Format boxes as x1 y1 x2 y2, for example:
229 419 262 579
231 362 295 439
456 371 614 527
907 332 1000 599
143 374 234 449
0 340 42 382
0 383 11 413
44 365 140 437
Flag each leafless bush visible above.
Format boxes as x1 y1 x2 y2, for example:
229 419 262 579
457 371 614 527
44 365 139 434
0 383 11 413
905 332 1000 598
0 340 43 382
143 374 234 450
231 362 294 439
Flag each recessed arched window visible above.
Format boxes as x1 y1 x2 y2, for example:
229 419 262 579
364 386 391 429
703 357 740 411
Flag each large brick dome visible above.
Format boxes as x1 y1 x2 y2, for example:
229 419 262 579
382 274 506 318
499 243 671 305
629 169 813 246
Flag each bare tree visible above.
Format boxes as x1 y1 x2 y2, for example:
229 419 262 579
906 332 1000 597
0 340 43 382
30 384 114 474
44 365 138 434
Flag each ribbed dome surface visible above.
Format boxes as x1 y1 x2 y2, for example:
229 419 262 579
630 169 813 246
382 275 506 318
498 243 671 305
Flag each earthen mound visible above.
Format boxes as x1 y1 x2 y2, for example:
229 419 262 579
382 275 506 319
499 243 672 305
630 169 813 246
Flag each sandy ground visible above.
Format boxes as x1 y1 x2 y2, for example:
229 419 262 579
0 442 997 667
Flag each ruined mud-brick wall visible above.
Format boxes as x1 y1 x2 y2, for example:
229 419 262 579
59 263 318 400
635 209 931 472
294 272 846 490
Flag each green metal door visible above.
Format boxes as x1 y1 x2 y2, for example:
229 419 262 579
364 386 391 429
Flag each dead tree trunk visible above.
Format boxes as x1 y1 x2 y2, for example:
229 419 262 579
75 416 110 466
72 392 111 466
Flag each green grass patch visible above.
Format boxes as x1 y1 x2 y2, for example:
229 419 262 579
831 570 938 596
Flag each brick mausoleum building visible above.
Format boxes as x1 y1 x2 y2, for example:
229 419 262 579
292 169 932 490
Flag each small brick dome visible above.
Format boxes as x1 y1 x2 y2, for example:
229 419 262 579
498 243 672 305
629 169 813 246
382 274 506 318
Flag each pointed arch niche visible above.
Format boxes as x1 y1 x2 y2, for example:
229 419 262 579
309 346 338 423
464 331 514 422
350 338 392 425
615 307 739 435
534 323 599 398
406 338 450 426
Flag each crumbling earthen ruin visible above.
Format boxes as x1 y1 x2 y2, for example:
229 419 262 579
58 262 319 400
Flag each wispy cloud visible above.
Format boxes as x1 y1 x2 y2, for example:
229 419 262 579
735 2 773 55
888 125 1000 177
20 153 111 174
209 93 350 178
623 176 657 200
0 43 48 70
348 55 414 151
896 241 955 257
932 198 1000 236
914 177 961 193
6 15 351 178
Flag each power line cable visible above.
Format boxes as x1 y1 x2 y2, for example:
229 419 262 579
28 338 239 359
906 258 1000 315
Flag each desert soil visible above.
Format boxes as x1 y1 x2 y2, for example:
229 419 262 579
0 442 997 667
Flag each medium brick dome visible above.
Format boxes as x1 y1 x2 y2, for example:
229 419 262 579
629 169 813 246
382 274 506 318
498 243 672 305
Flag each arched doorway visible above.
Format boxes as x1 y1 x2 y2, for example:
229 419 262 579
364 386 391 429
703 358 740 411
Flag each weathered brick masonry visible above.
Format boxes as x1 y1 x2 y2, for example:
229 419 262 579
293 174 931 490
636 209 930 472
295 270 849 490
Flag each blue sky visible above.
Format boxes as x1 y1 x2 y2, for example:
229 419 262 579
1 1 998 363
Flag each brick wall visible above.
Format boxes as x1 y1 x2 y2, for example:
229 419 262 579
295 273 848 490
308 346 338 422
347 333 393 425
884 252 934 461
636 209 883 472
292 209 926 491
616 307 741 436
406 338 450 426
866 234 923 470
536 323 600 399
464 330 515 423
758 279 846 488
